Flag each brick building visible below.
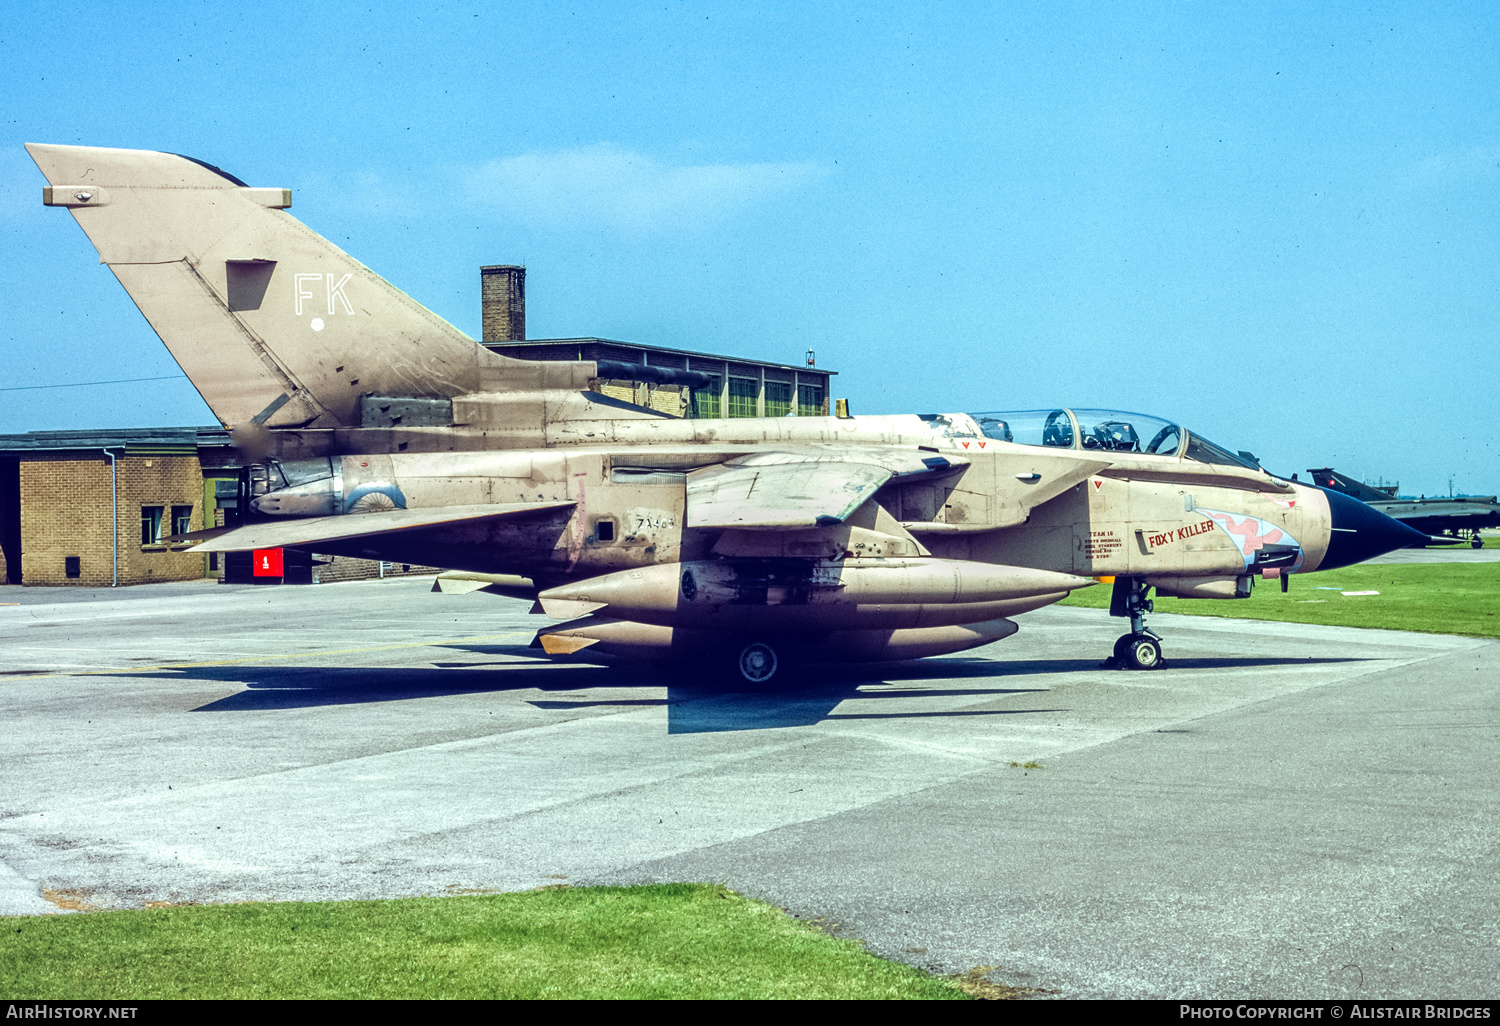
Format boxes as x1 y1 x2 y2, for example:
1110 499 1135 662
0 428 230 587
486 337 833 419
0 428 439 587
479 264 836 419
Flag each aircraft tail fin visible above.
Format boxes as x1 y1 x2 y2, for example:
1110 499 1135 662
26 144 589 432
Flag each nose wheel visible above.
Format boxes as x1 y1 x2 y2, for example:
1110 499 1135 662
1112 631 1163 670
1104 578 1167 670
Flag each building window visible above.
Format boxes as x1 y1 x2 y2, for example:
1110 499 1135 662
765 381 793 418
727 378 759 418
141 506 164 545
693 376 722 419
797 383 825 418
65 556 80 579
172 505 193 538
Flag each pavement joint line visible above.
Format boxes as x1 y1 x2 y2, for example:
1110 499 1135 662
24 690 722 819
0 632 534 682
824 727 1008 766
4 609 196 624
23 718 837 834
832 641 1487 777
598 642 1500 891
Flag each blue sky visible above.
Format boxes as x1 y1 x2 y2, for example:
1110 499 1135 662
2 2 1496 495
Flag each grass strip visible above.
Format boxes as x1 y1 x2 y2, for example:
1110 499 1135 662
1060 561 1500 638
0 884 968 1000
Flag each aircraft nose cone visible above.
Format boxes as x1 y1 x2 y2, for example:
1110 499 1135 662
1319 487 1429 570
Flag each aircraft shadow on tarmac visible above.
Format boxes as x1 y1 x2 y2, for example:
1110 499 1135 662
167 660 1057 732
648 655 1367 734
141 652 1367 734
172 661 617 711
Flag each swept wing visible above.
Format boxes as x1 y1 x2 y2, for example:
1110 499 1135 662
189 501 574 552
686 448 966 529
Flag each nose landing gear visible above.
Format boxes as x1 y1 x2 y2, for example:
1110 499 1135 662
1104 577 1166 670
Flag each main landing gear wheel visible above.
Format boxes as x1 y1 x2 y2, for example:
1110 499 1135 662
1472 534 1485 549
737 642 779 685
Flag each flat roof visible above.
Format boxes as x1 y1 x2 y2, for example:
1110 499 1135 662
0 427 232 452
485 338 835 377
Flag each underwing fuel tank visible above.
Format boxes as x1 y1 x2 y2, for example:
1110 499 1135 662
534 614 1021 662
537 558 1095 630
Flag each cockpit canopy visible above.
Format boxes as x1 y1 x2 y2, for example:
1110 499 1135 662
968 409 1260 471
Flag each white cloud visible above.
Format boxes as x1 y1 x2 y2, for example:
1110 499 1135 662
294 168 425 218
466 144 829 232
1404 146 1500 183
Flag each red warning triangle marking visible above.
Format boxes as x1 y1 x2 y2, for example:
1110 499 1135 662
961 441 970 449
1092 479 1103 491
978 441 986 448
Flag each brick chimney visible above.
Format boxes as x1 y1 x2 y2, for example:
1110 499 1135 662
480 265 526 341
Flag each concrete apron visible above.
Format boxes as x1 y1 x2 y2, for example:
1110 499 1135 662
0 578 1493 998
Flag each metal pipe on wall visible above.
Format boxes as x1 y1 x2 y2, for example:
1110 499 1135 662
102 448 118 587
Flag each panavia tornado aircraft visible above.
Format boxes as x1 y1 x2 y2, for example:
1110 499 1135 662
1306 468 1497 549
27 144 1429 682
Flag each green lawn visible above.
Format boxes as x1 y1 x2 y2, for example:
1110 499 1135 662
1 884 969 1000
1060 561 1500 638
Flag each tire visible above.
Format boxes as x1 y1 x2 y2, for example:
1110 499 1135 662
737 641 779 685
1112 635 1133 662
1124 636 1162 671
1472 535 1484 549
